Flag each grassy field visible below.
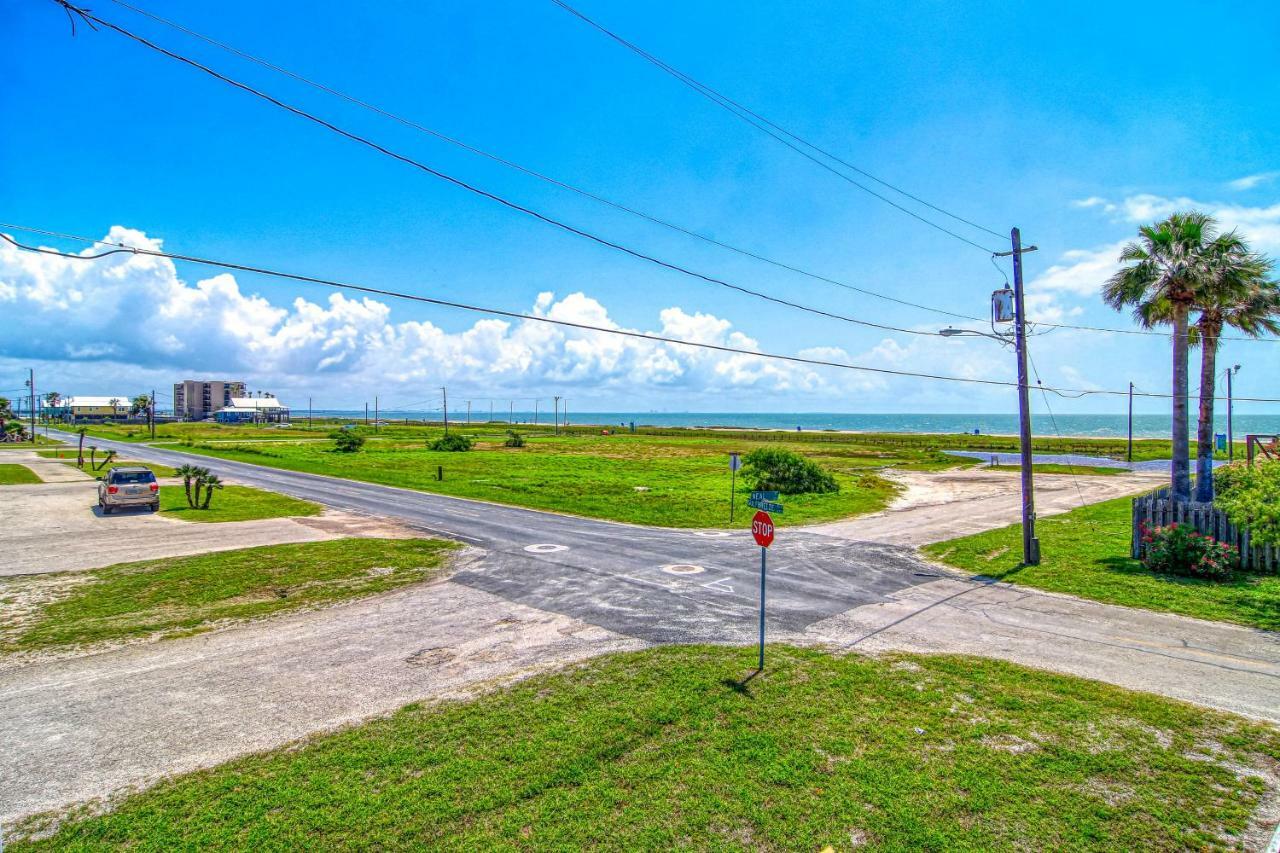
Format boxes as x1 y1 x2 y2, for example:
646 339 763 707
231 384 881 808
988 463 1129 476
0 539 457 653
0 435 59 448
158 485 323 523
86 424 993 528
924 496 1280 631
0 463 42 485
12 646 1277 850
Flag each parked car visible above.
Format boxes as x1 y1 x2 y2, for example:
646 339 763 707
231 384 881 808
98 466 160 514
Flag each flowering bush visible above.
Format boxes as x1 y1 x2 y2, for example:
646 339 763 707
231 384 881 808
1141 522 1238 580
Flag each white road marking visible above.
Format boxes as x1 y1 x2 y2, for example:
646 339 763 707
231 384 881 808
702 577 735 594
523 543 569 554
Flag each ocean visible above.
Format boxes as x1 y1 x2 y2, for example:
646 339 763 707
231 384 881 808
304 410 1280 440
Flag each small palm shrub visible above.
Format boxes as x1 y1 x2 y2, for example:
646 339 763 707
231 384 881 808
429 433 474 452
1140 523 1238 580
742 448 839 495
503 430 525 448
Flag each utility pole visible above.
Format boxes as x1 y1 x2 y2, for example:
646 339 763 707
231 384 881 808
364 402 368 427
554 396 561 436
533 399 539 426
374 396 379 433
441 387 449 435
27 368 35 444
150 387 156 440
466 400 471 425
1127 382 1134 463
564 399 569 428
1227 365 1240 462
996 227 1039 565
309 397 313 430
510 401 514 423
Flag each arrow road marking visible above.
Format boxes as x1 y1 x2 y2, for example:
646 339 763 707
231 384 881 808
702 577 735 594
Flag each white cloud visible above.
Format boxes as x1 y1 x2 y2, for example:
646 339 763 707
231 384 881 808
0 226 851 403
1228 172 1280 191
1073 192 1280 254
1029 240 1127 298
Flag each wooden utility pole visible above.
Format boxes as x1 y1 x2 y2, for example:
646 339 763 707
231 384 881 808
1227 366 1239 462
554 396 561 436
441 387 449 435
150 387 156 440
996 228 1039 565
466 400 471 425
28 369 35 444
374 396 379 433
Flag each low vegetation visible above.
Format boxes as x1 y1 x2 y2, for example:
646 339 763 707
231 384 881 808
0 463 42 485
0 538 457 654
158 485 322 523
428 432 474 452
12 646 1278 850
37 451 179 478
925 496 1280 631
330 428 366 453
742 447 839 494
988 463 1128 476
1215 460 1280 546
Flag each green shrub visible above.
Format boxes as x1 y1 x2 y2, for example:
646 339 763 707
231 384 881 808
429 433 474 452
742 448 839 495
503 430 525 448
1140 523 1238 580
1215 461 1280 546
331 429 366 453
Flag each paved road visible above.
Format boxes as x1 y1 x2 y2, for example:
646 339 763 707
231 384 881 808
38 430 929 643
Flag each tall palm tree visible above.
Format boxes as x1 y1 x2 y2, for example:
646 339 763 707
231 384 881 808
1104 211 1221 502
1191 263 1280 501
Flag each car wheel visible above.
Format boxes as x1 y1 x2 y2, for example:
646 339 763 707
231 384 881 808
102 504 113 515
151 502 160 512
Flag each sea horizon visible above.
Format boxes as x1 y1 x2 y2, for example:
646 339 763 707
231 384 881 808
291 410 1280 441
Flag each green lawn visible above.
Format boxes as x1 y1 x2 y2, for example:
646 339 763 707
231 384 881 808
12 646 1277 851
0 538 457 653
0 463 41 484
145 430 940 528
0 435 59 448
924 496 1280 631
158 485 322 522
988 463 1129 476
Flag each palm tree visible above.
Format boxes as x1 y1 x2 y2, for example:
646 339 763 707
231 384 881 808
199 473 223 509
1191 266 1280 501
1105 211 1222 502
176 464 201 507
76 426 88 466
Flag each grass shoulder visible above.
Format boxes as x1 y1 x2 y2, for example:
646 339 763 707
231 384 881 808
0 538 458 654
987 463 1129 476
158 484 322 523
923 496 1280 631
12 645 1278 850
38 451 179 478
0 463 42 485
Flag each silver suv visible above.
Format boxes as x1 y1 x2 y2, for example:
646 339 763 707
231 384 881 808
98 466 160 514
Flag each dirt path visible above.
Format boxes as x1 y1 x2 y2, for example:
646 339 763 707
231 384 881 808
806 467 1165 545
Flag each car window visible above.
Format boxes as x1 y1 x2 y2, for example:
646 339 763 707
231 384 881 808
111 471 156 484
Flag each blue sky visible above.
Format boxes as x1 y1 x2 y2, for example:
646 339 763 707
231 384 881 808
3 0 1279 415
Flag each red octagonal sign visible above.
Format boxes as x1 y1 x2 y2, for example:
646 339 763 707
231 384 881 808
751 510 775 548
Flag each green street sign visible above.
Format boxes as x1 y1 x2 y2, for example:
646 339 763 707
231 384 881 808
750 491 779 502
747 498 783 513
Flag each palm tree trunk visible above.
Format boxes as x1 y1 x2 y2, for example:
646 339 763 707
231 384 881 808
1171 303 1192 502
1194 322 1220 502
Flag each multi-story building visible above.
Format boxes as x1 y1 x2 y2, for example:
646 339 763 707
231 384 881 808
173 379 246 421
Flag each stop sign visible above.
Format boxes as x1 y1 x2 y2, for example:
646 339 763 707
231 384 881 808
751 510 775 548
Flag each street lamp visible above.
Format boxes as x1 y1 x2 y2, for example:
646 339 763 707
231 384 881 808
939 327 1013 343
1227 365 1241 462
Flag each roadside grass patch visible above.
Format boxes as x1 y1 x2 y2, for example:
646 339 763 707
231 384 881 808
158 485 322 523
0 538 458 653
37 452 179 478
11 646 1279 850
924 496 1280 631
0 463 42 485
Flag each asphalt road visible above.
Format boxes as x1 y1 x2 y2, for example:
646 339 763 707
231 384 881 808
46 430 930 644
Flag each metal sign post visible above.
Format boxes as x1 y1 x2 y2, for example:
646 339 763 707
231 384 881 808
750 508 776 670
728 452 741 522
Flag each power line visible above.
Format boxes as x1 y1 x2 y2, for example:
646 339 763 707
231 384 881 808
46 1 957 341
548 0 1005 252
6 227 1280 404
103 0 988 325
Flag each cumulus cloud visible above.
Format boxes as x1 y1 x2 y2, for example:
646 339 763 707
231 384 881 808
1073 192 1280 254
1029 240 1128 299
0 226 848 401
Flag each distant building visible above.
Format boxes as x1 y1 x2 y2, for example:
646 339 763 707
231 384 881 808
49 396 132 421
215 394 291 424
173 379 246 421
